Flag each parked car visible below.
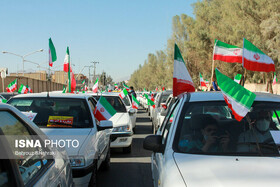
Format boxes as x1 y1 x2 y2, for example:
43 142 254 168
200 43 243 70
8 93 112 187
91 93 135 153
0 103 73 187
144 92 280 187
0 92 18 100
151 90 172 133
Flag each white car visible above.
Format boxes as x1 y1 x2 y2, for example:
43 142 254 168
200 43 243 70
91 93 136 153
8 93 112 187
0 103 73 187
144 92 280 187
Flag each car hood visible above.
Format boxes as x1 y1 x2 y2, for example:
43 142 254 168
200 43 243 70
174 153 280 187
41 128 92 156
110 113 130 127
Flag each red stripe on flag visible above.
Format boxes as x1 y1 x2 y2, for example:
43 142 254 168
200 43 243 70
243 58 275 72
223 95 243 122
201 82 207 87
213 54 242 63
173 78 195 97
93 108 107 121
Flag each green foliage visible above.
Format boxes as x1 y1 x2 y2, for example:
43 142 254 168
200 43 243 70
129 0 280 90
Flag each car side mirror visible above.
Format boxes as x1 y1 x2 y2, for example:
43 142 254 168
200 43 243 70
161 103 167 109
98 120 113 131
128 108 136 114
143 135 164 153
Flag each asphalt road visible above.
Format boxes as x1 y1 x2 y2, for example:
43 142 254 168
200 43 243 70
97 107 154 187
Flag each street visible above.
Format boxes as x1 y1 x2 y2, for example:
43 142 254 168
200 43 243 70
97 107 153 187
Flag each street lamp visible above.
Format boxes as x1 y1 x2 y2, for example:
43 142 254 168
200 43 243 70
2 49 44 76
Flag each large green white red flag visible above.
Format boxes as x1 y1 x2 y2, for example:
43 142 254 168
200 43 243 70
26 85 33 93
213 39 242 63
173 44 195 97
6 79 17 92
131 95 139 109
92 78 98 93
119 88 128 99
242 38 275 72
216 69 256 121
94 96 117 121
234 74 242 84
18 84 28 94
49 38 57 67
63 47 70 72
199 73 207 87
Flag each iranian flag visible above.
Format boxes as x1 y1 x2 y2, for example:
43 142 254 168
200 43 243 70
70 72 76 93
114 83 118 90
205 79 209 86
144 94 155 108
62 86 66 93
92 78 98 93
123 83 129 91
242 38 275 72
173 44 195 97
6 79 17 93
94 96 117 121
26 85 33 93
18 84 28 94
131 95 140 109
49 38 57 67
0 98 7 103
215 69 256 121
63 47 70 72
213 39 242 63
200 73 207 87
273 73 277 86
234 74 242 84
82 80 85 86
119 88 128 99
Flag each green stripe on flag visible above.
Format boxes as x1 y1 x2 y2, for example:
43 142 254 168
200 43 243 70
174 43 185 63
244 38 265 55
215 39 240 49
216 69 256 109
99 96 117 116
49 38 57 62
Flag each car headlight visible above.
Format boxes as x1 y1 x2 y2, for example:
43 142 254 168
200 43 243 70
69 156 85 167
112 125 131 132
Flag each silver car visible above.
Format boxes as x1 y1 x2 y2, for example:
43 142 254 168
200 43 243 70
0 103 73 187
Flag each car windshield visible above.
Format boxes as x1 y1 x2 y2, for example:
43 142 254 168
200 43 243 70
8 97 92 128
175 101 280 156
94 96 127 113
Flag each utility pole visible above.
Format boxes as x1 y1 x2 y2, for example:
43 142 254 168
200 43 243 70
91 61 99 82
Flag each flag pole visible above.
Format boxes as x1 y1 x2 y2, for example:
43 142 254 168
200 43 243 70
68 47 71 93
211 40 217 81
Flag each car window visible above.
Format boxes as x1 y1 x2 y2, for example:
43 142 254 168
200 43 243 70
160 94 170 104
8 98 93 128
0 159 16 186
0 111 48 185
175 101 280 156
161 101 180 145
94 96 127 112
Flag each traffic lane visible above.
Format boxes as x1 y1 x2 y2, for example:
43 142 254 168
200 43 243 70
97 108 153 187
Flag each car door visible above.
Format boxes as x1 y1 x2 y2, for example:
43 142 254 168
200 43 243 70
152 100 180 187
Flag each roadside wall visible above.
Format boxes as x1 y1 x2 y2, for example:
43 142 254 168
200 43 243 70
0 76 66 93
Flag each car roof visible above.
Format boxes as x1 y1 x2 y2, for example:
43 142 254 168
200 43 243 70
10 92 93 99
88 92 120 96
186 91 280 102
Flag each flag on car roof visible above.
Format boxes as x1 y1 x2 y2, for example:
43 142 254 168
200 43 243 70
144 93 155 108
6 79 17 93
94 96 117 121
26 85 33 93
0 98 7 103
18 84 28 94
62 86 66 93
234 74 242 84
215 68 256 121
199 73 207 87
173 44 195 97
92 78 98 93
213 39 242 64
131 95 139 109
70 72 76 93
48 38 57 67
273 73 277 86
119 88 128 99
242 38 275 72
63 47 70 72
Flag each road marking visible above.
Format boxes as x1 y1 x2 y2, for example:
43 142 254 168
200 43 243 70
111 157 151 163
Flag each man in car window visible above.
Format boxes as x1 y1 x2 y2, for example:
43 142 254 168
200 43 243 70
179 115 230 153
238 110 274 152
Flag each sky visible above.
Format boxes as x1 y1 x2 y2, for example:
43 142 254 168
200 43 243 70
0 0 196 82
